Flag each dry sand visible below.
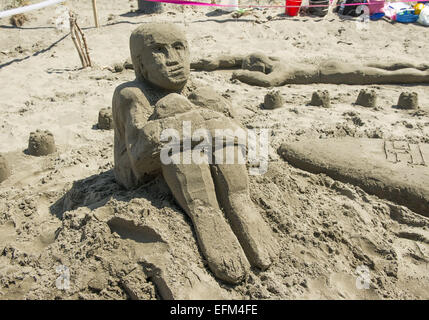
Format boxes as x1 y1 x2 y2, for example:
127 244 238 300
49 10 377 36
1 0 429 299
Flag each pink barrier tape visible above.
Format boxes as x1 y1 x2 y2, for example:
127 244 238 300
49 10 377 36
0 0 66 19
142 0 419 8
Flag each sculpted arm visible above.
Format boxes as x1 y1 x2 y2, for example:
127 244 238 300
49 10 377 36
192 53 291 87
231 69 285 87
113 86 161 179
191 54 245 71
232 54 320 86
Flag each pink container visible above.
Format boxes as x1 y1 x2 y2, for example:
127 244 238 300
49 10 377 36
368 0 385 14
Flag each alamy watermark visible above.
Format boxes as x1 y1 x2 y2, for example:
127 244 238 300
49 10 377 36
54 4 69 31
355 264 371 290
159 121 269 175
56 265 70 290
355 5 370 31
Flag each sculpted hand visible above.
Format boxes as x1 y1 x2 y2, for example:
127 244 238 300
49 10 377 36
231 70 276 87
231 53 285 87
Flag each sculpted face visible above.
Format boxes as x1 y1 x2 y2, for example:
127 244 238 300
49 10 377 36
130 23 190 91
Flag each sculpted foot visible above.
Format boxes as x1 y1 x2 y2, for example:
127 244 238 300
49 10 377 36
227 194 279 270
212 158 279 270
190 202 249 284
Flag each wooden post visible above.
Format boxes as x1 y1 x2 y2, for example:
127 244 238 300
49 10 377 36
69 11 92 68
92 0 99 28
75 23 92 67
69 12 87 68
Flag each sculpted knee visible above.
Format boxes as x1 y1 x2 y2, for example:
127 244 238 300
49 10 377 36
151 93 195 120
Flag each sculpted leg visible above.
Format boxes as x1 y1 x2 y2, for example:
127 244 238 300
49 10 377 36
365 61 429 71
347 67 429 85
211 145 279 270
191 55 244 71
231 70 275 87
320 60 429 85
161 157 249 284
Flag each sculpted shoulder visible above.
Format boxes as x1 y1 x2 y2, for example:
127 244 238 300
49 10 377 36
113 80 150 107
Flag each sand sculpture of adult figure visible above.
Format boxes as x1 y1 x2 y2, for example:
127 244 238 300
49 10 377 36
112 23 278 284
191 53 429 87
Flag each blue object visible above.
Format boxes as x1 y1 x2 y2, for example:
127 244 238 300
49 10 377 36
396 10 419 23
370 12 385 20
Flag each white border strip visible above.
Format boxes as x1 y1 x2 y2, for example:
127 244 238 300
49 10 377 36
0 0 66 19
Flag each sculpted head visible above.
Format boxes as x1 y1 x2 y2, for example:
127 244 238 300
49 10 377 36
130 23 190 91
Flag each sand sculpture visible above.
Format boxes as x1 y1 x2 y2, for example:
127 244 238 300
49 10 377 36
278 138 429 217
264 90 284 110
356 89 377 108
192 53 429 87
27 130 56 156
309 90 330 108
112 23 278 284
98 108 114 130
397 92 419 110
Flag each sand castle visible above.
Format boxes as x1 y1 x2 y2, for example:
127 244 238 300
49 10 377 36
27 130 56 156
264 90 284 110
98 107 114 130
397 92 419 110
309 90 330 108
356 89 377 108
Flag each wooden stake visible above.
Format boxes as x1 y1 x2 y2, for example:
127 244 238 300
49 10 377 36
75 22 92 67
92 0 99 28
69 12 87 68
69 11 92 68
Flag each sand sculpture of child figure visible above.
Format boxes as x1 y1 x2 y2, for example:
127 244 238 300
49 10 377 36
112 23 278 284
191 53 429 87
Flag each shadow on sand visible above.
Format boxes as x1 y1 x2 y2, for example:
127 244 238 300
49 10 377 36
49 169 177 219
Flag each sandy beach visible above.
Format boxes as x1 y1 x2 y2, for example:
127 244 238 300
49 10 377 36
0 0 429 299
